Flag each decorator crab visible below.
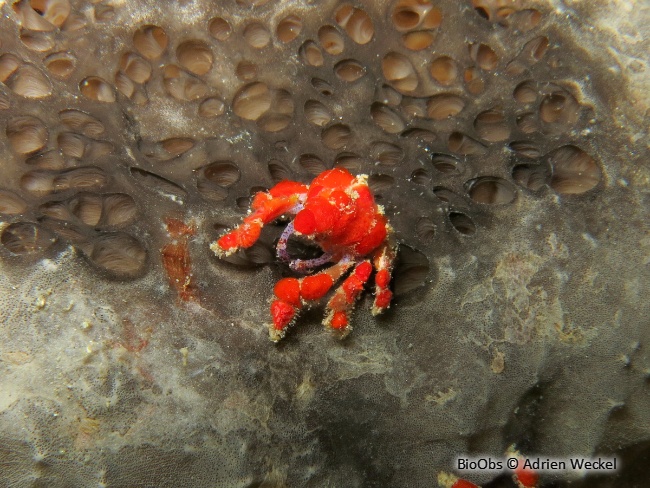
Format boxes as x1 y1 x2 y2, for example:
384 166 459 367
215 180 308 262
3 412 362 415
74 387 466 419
211 167 396 341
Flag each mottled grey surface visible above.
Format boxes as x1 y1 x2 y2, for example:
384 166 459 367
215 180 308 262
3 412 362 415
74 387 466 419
0 0 648 487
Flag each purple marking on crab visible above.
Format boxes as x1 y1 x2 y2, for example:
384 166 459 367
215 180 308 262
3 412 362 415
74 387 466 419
276 220 333 273
276 220 295 264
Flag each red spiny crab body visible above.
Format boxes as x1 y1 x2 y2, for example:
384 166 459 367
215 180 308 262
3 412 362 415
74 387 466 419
210 167 396 341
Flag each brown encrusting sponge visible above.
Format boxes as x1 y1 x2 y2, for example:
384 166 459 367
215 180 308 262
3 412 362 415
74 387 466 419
0 0 648 486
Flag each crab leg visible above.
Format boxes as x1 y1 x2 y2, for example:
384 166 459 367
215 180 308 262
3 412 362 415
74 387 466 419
210 181 308 257
276 220 297 263
276 220 334 273
324 260 373 334
269 260 353 342
371 239 397 316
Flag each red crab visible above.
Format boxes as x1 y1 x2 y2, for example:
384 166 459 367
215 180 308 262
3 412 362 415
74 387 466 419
210 167 397 341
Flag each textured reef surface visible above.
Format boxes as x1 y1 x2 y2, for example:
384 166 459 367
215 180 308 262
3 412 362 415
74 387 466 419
0 0 648 486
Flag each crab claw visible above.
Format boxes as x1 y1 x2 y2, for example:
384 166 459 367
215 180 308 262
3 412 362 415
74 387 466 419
268 274 337 341
210 218 263 257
